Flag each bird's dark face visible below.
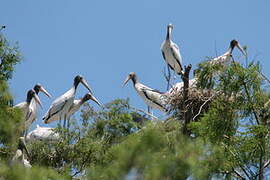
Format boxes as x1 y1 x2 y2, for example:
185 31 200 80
230 40 238 49
33 84 51 98
123 72 137 86
74 75 83 85
74 75 93 93
82 93 102 106
229 39 247 56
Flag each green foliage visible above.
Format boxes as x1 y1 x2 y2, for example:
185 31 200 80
0 34 22 148
1 32 270 180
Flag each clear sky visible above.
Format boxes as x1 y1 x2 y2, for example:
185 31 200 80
1 0 270 128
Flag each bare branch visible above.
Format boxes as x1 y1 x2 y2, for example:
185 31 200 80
129 105 158 120
192 93 216 121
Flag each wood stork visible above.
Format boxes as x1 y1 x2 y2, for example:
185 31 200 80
123 72 168 113
44 93 101 125
26 125 60 142
25 84 51 131
14 89 42 123
42 75 93 125
168 78 198 95
11 137 31 168
209 39 246 65
161 23 184 87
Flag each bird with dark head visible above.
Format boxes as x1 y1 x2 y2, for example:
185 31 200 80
26 89 42 107
43 75 94 126
123 72 168 113
33 83 52 98
73 75 93 93
229 39 247 56
123 72 138 86
81 93 102 106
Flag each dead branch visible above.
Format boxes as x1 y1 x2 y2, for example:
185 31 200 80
182 64 192 135
129 106 158 120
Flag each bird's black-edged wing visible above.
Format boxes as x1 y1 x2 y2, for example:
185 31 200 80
141 87 167 112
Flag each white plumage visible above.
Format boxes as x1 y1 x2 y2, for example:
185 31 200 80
123 72 168 112
26 125 60 142
209 40 246 65
25 84 51 130
161 24 183 75
14 89 42 125
44 93 101 124
168 78 198 95
11 137 31 168
43 75 92 124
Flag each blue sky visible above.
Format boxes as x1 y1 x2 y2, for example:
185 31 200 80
1 0 270 128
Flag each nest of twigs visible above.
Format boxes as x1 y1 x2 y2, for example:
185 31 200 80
167 86 218 122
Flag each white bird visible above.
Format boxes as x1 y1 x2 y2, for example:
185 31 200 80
26 125 60 142
14 89 42 123
123 72 168 112
168 78 198 94
44 93 101 124
161 23 184 77
11 137 31 168
43 75 92 125
25 84 51 131
209 39 246 65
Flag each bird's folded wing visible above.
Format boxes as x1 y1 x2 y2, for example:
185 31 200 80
141 87 167 105
170 43 182 65
43 96 68 120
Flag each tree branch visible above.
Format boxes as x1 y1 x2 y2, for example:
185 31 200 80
181 64 192 135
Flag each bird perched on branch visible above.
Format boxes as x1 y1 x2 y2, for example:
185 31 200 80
123 72 168 113
209 39 247 65
44 93 101 125
161 23 184 76
14 89 42 123
43 75 93 126
25 84 51 131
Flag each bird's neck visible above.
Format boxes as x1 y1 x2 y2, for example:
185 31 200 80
33 87 39 95
73 81 79 90
227 46 233 55
80 96 88 105
26 96 32 104
131 77 138 86
166 28 172 41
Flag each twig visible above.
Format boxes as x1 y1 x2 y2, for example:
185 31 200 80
162 66 175 90
232 169 245 180
231 56 260 125
192 93 216 121
259 72 270 84
129 106 158 120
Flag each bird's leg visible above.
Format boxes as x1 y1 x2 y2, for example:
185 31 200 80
59 119 62 128
166 65 171 90
67 117 70 132
24 128 28 139
63 115 67 129
147 106 154 120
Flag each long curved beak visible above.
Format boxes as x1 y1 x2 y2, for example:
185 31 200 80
81 78 93 94
91 95 102 107
123 76 131 87
33 93 42 108
40 86 52 98
236 43 247 56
